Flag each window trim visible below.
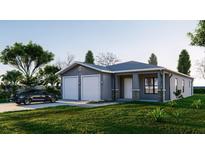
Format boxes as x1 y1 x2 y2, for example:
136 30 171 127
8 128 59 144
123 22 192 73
144 77 158 94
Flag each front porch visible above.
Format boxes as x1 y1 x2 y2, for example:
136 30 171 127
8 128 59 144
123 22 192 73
112 71 170 102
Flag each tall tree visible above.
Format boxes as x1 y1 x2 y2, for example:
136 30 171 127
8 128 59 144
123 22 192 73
188 20 205 47
177 49 191 75
1 70 23 95
38 65 60 88
148 53 158 65
96 52 119 66
188 20 205 78
0 42 54 87
85 50 94 64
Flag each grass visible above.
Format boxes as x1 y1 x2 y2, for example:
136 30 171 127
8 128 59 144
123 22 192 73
0 94 205 134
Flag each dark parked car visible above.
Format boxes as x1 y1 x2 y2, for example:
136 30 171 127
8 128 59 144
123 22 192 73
14 89 57 105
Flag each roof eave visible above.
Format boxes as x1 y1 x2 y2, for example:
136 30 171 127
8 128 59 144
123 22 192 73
164 68 194 79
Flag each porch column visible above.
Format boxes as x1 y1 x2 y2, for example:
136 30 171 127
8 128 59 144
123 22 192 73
132 73 140 100
112 74 120 100
158 71 165 102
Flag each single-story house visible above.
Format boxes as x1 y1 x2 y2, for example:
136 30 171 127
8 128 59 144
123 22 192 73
57 61 194 102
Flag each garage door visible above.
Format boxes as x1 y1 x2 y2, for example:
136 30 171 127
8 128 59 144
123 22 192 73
63 76 78 100
81 75 101 101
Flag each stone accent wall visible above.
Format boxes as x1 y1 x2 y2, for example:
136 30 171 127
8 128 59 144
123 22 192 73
132 89 140 100
112 89 120 100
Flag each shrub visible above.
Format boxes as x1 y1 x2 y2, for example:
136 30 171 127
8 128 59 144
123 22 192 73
172 111 181 123
194 88 205 94
168 100 177 107
46 87 61 99
173 89 183 99
149 107 166 122
191 99 203 109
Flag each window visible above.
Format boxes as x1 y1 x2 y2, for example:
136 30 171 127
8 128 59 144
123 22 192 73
175 78 178 91
144 77 158 94
182 80 185 93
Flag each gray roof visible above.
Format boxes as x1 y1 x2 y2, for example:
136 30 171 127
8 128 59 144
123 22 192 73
78 62 110 71
57 61 193 79
76 61 163 72
106 61 163 71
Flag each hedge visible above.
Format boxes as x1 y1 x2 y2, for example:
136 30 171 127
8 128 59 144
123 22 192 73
194 88 205 94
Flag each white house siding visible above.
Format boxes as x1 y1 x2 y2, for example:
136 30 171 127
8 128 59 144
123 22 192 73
170 73 193 100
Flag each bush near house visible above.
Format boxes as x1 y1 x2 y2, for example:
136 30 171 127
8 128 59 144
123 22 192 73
194 87 205 94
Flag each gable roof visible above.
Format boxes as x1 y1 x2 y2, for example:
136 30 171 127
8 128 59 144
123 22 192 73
57 61 193 79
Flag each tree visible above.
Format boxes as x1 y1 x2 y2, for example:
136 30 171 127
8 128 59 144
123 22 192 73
38 65 60 88
85 50 94 64
37 65 61 97
148 53 158 65
1 70 23 95
0 42 54 87
177 49 191 75
196 55 205 79
56 53 75 69
96 52 119 66
188 20 205 47
188 20 205 78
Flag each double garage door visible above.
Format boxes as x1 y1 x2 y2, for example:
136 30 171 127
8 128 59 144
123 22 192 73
63 75 101 101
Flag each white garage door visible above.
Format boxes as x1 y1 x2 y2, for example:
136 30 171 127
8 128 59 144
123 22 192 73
81 75 101 101
63 76 78 100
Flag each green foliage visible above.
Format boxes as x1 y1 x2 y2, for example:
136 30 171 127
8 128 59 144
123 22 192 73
173 90 183 99
171 111 181 123
38 65 60 88
177 49 191 75
0 42 54 87
0 95 205 133
85 50 94 64
0 70 23 97
191 99 203 109
188 20 205 47
149 107 166 122
194 88 205 94
46 87 61 98
148 53 158 65
168 100 177 107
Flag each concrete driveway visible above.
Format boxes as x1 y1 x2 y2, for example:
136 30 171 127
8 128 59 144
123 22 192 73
0 101 117 113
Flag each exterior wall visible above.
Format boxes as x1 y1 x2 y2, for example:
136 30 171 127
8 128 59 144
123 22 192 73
132 73 140 100
139 73 159 101
61 64 193 102
61 65 112 101
170 73 193 100
165 73 170 100
101 73 112 100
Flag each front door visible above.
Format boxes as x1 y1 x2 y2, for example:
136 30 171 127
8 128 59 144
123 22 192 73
124 78 132 99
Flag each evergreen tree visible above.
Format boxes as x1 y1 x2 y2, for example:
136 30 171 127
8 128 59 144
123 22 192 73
85 50 94 64
148 53 158 65
177 49 191 75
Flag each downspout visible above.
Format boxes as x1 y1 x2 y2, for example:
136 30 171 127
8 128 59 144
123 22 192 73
169 73 173 100
113 74 116 101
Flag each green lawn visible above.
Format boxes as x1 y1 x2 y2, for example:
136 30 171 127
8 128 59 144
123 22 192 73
0 94 205 134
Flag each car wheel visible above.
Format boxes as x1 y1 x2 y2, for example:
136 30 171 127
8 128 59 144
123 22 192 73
50 97 56 103
15 102 21 105
24 99 31 105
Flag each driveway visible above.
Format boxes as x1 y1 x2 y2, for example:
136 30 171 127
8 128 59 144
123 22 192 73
0 101 117 113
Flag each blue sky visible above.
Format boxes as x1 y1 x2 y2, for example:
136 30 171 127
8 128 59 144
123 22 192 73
0 20 204 86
